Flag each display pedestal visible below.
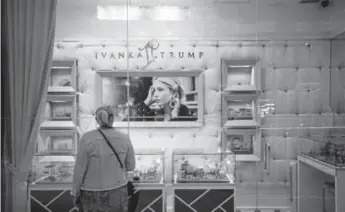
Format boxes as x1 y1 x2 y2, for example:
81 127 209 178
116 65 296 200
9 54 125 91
133 183 165 212
172 183 235 212
29 184 75 212
297 154 345 212
29 183 165 212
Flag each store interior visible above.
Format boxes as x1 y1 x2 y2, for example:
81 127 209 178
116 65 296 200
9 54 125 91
2 0 345 212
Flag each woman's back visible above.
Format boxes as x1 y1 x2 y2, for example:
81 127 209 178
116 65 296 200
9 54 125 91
80 128 135 191
71 105 135 212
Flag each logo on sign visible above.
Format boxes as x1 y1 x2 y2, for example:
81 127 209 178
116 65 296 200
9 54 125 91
94 39 204 69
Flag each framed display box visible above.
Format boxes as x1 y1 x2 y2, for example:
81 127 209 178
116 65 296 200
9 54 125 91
48 60 77 93
221 128 261 161
221 93 259 128
44 94 77 124
221 59 260 92
35 129 78 155
95 69 205 128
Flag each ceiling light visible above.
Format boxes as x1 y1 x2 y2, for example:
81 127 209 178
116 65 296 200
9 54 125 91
97 5 141 20
97 5 191 21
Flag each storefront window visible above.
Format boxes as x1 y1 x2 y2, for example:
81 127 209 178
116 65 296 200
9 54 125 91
28 0 345 211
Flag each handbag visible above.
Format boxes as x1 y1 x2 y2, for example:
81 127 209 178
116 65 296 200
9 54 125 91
97 129 139 212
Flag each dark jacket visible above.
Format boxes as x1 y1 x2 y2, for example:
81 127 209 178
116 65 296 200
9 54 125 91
130 102 197 121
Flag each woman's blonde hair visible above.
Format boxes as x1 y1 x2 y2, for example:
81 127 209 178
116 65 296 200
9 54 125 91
95 105 114 128
153 77 185 99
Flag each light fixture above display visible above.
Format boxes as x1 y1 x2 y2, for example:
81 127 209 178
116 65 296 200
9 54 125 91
97 5 191 21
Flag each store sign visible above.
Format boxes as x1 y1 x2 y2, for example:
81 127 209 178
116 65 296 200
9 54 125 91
94 39 204 68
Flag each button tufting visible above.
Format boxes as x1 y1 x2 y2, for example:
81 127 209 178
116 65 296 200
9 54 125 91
284 44 288 48
136 66 140 69
318 66 322 70
204 66 208 70
296 113 299 115
305 42 311 48
307 89 310 92
284 90 288 93
262 44 266 48
159 67 163 70
319 112 322 115
170 44 174 48
78 44 83 48
181 66 185 69
113 66 117 70
238 43 242 48
102 44 106 48
192 44 196 47
215 44 219 48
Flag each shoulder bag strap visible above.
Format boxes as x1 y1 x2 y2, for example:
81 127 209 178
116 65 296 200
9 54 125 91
97 128 124 169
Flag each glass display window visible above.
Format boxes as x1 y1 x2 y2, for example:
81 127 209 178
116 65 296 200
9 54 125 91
172 149 236 184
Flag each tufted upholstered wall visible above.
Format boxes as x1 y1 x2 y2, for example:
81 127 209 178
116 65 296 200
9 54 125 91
330 35 345 115
52 39 343 209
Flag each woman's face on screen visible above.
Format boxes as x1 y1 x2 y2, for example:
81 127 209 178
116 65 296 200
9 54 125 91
152 81 172 106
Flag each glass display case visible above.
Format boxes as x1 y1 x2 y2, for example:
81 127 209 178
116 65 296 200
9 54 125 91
126 148 165 184
299 130 345 168
172 149 236 184
30 155 75 185
30 148 165 185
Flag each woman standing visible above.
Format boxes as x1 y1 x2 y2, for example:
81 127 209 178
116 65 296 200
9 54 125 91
71 105 136 211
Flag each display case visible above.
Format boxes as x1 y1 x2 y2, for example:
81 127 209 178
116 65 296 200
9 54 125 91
299 132 345 169
127 148 165 184
30 155 75 185
172 149 236 212
297 129 345 212
35 129 78 155
221 93 260 128
41 95 77 129
221 59 260 92
48 60 77 93
29 148 166 212
172 149 236 184
221 128 261 161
